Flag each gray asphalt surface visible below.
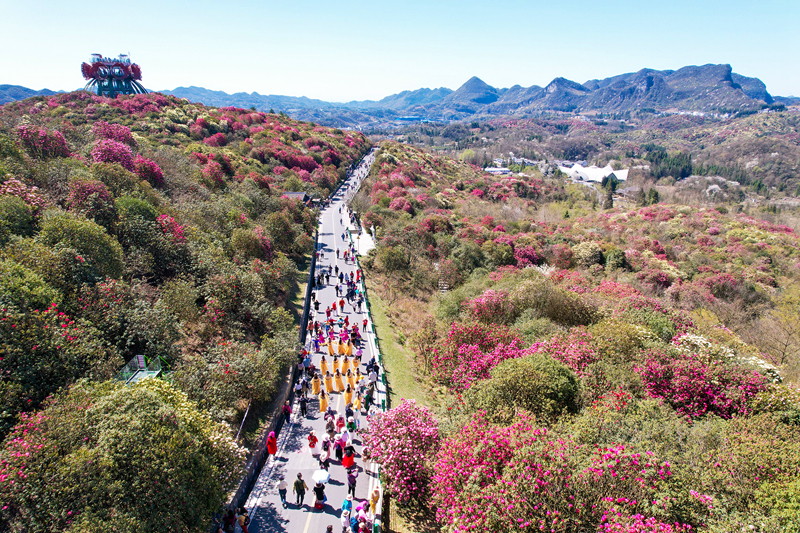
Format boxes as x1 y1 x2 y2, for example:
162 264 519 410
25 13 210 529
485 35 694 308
244 151 385 533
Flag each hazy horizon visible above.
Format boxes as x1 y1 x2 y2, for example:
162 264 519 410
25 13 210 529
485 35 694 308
1 0 798 101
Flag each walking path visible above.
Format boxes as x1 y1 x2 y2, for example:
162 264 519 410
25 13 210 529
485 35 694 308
243 150 386 533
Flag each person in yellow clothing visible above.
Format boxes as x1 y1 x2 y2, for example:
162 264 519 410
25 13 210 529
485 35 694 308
332 356 340 374
334 369 345 393
337 340 346 355
370 487 380 516
327 341 335 356
312 373 321 395
355 368 363 385
354 390 362 411
342 355 351 375
325 371 334 394
344 384 353 406
346 369 355 390
319 390 328 414
345 341 353 357
320 356 328 376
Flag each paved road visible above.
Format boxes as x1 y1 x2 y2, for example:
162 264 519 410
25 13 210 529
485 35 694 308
244 151 385 533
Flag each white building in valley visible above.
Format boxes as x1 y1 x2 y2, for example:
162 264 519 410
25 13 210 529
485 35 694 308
558 163 628 183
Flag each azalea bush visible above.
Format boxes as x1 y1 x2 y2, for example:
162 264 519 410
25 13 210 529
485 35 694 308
363 399 440 504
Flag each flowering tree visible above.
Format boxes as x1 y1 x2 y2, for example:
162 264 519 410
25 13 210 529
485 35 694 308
66 180 115 229
362 399 439 504
431 321 520 387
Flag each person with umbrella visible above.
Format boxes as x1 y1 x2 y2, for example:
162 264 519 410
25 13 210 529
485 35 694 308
313 481 327 509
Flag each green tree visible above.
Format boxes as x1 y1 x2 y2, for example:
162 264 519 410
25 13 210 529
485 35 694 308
38 210 124 279
0 379 245 533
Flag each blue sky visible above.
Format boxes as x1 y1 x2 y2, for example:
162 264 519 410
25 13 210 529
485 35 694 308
1 0 798 101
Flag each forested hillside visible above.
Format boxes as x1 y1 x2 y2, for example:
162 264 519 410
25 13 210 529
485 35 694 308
359 141 800 532
0 91 370 532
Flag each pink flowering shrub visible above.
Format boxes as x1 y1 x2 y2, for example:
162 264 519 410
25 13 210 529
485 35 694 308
514 245 540 267
0 178 48 213
133 155 164 187
389 197 414 215
204 132 227 147
66 180 115 228
451 341 530 391
202 160 225 186
16 124 70 158
431 321 520 387
363 399 439 504
599 512 692 532
469 289 515 324
91 121 135 146
531 327 599 375
552 242 574 268
157 214 185 244
635 349 768 419
91 139 134 171
433 413 678 533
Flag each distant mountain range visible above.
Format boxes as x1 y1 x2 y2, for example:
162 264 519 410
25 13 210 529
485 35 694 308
4 64 799 127
0 85 60 105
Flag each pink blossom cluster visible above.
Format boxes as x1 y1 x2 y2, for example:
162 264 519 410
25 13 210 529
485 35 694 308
599 512 692 532
133 155 164 187
363 399 439 503
0 178 49 212
91 121 136 146
469 289 515 324
16 124 70 158
431 321 520 387
157 214 186 244
202 161 225 186
530 328 599 375
635 349 768 419
91 139 134 171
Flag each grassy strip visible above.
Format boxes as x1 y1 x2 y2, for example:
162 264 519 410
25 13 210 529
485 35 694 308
365 282 436 410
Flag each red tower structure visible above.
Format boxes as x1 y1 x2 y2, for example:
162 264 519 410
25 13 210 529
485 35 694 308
81 53 147 97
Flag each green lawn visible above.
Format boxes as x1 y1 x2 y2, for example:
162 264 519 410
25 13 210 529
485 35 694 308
366 286 436 410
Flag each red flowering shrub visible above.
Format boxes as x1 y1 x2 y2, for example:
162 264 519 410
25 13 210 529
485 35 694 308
389 197 414 214
363 399 439 503
91 139 134 171
553 242 574 268
133 155 164 187
204 132 227 147
157 214 185 244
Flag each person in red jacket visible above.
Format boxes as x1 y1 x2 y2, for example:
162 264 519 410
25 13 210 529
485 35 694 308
266 431 277 456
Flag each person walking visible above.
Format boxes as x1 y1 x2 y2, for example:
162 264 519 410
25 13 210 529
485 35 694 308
309 430 320 457
313 481 327 509
266 431 277 457
283 401 292 424
277 475 288 507
299 395 308 417
293 473 309 506
347 468 358 498
237 507 250 533
370 487 380 516
319 390 329 414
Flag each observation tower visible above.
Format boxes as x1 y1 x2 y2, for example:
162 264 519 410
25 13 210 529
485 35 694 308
81 53 148 97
